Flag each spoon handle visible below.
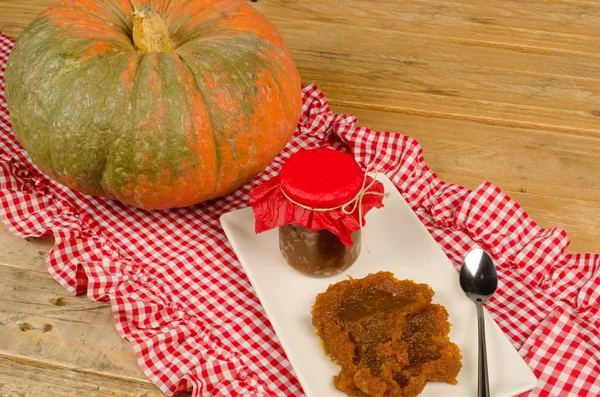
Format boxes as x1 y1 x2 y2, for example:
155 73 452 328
476 302 490 397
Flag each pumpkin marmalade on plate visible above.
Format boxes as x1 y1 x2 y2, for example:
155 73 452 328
312 272 462 397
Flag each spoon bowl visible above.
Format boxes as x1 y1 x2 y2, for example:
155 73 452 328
460 249 498 303
460 249 498 397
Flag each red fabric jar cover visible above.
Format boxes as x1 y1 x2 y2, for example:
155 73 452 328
250 148 385 246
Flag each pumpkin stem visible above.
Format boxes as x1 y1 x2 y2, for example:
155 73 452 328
132 6 173 52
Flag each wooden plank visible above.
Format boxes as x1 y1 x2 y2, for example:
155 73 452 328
261 18 600 135
317 80 600 136
335 106 600 202
333 106 600 254
0 227 53 272
253 0 600 54
0 0 50 39
4 0 600 49
0 263 151 384
0 355 177 397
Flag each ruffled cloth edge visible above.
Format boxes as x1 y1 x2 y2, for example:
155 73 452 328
0 153 277 397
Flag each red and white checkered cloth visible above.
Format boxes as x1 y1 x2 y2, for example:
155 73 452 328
1 32 599 397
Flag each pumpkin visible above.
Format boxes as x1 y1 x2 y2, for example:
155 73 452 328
5 0 302 210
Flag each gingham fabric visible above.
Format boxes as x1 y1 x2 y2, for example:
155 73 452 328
1 33 599 397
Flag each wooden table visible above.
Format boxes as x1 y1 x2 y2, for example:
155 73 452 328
1 1 599 395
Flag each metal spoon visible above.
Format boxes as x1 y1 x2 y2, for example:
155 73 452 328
459 249 498 397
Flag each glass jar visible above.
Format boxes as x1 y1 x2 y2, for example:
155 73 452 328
250 148 385 278
279 224 361 277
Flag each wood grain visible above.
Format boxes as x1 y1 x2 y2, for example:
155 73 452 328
0 229 53 272
0 0 50 38
258 18 600 135
250 0 600 135
253 0 600 53
0 355 174 397
0 263 149 383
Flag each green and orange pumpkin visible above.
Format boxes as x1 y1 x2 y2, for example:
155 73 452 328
6 0 302 209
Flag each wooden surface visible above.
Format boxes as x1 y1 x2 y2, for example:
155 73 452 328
0 0 599 395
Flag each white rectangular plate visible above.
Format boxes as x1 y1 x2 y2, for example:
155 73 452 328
220 175 537 397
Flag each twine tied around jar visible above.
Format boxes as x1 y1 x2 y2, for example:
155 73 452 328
280 161 388 253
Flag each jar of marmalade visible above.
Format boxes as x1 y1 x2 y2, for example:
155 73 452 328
250 148 385 277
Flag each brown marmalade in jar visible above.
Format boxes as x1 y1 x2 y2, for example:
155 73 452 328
250 148 385 278
279 224 361 277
